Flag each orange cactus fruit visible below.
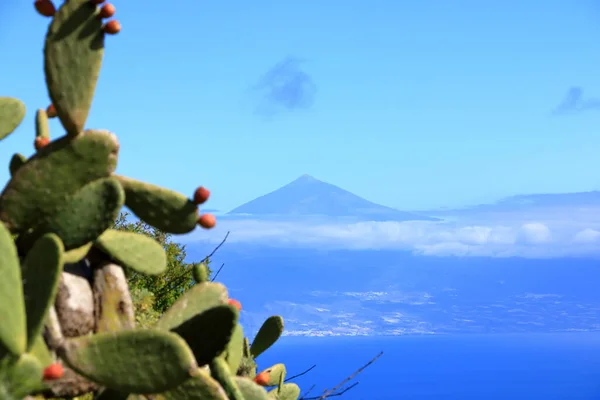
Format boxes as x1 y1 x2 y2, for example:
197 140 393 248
228 298 242 311
99 3 115 18
34 137 50 151
34 0 55 17
254 371 270 386
46 104 57 118
193 186 210 205
43 363 64 380
103 20 121 35
198 213 216 229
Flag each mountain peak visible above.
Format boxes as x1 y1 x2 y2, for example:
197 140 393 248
228 176 438 221
292 174 319 183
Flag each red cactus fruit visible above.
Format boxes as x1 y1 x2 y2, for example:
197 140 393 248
43 363 64 380
99 3 115 18
34 137 50 151
103 20 121 34
34 0 55 17
46 104 57 118
198 213 216 229
228 298 242 311
254 371 270 386
193 186 210 205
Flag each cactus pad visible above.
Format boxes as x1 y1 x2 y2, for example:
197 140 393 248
0 222 26 356
0 97 25 140
225 324 244 375
29 335 53 369
94 229 167 275
154 368 228 400
250 316 284 359
235 377 271 400
155 282 228 331
59 329 197 394
172 305 238 366
268 383 300 400
0 129 119 232
35 109 50 139
44 0 105 135
258 364 286 387
192 262 210 283
63 242 93 263
8 154 26 176
22 233 64 350
0 354 44 400
19 177 124 250
117 176 199 234
210 357 244 400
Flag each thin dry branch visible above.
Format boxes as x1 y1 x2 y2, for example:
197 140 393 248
285 365 317 382
210 262 226 282
300 351 383 400
204 231 230 262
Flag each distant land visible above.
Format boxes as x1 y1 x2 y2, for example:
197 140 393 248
417 190 600 215
227 174 438 222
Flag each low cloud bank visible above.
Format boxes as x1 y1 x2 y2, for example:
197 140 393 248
181 206 600 258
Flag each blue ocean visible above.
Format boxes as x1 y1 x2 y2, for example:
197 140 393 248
258 333 600 400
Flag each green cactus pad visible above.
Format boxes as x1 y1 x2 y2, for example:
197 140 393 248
0 97 25 140
235 377 271 400
0 222 26 356
63 242 93 263
154 368 228 400
250 316 284 359
268 383 300 400
0 129 119 232
0 354 44 400
22 233 64 350
225 324 244 375
44 0 105 135
192 262 210 283
19 177 124 250
59 329 197 394
243 337 251 358
116 176 199 234
8 153 26 176
94 229 167 275
155 282 228 331
35 109 50 138
29 335 53 369
210 357 244 400
237 356 258 379
258 364 287 387
172 305 238 366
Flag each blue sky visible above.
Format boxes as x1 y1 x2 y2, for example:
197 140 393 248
2 1 600 211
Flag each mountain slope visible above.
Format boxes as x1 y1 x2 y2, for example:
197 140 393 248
228 174 437 221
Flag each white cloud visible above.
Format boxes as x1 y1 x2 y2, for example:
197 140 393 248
573 228 600 244
179 206 600 258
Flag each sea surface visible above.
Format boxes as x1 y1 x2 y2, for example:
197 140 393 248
257 333 600 400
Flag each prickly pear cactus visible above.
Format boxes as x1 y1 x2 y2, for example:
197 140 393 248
0 1 299 399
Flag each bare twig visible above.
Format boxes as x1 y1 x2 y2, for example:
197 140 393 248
301 351 383 400
204 231 230 262
210 262 226 282
285 365 317 382
302 383 359 399
300 384 316 399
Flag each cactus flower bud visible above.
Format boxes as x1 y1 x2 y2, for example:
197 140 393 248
43 363 64 380
254 371 270 386
34 0 55 17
